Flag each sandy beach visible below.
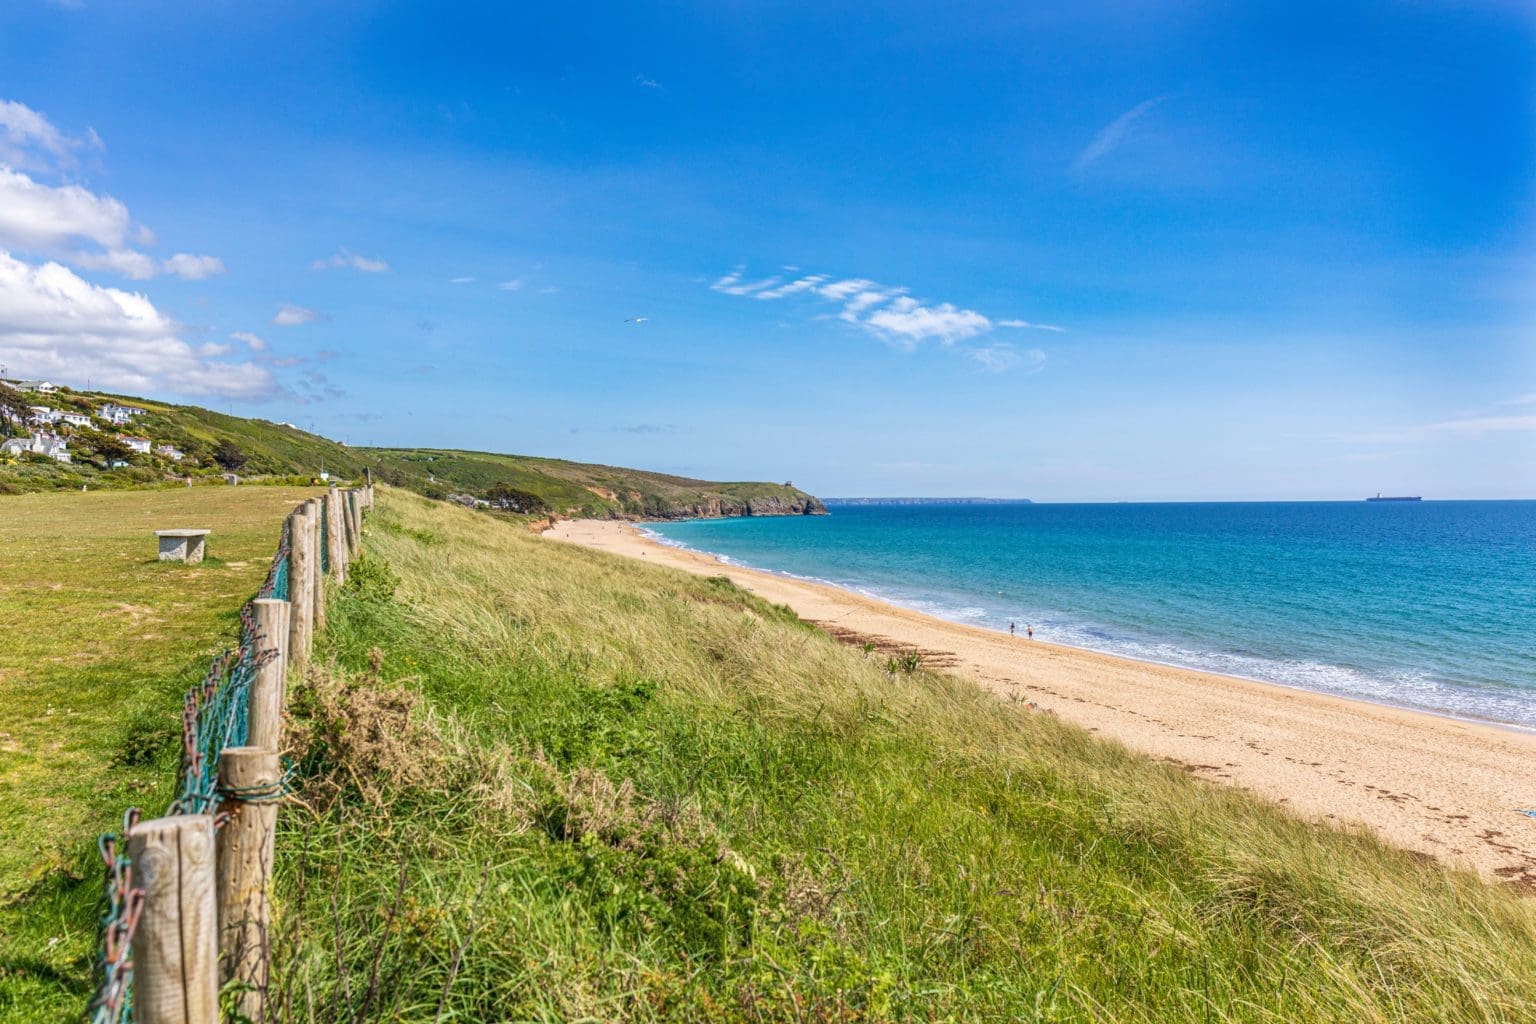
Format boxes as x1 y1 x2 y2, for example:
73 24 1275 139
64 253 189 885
548 518 1536 883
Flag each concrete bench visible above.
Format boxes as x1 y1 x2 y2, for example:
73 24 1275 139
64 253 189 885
156 529 211 564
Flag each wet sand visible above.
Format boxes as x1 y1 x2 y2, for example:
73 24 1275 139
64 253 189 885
548 518 1536 883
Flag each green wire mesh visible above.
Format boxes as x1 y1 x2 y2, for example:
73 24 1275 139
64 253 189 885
89 504 307 1023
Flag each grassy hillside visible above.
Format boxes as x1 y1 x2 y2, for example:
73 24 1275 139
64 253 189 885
0 385 822 518
367 446 823 518
263 488 1536 1023
0 486 322 1020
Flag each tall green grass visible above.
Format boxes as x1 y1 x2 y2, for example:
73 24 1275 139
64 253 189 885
272 490 1536 1022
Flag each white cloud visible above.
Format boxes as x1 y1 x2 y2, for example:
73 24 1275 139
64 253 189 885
71 247 161 280
863 296 991 346
230 331 267 352
272 303 324 326
0 164 223 282
311 247 389 273
498 278 524 291
0 99 93 171
967 345 1046 374
0 166 133 252
450 275 475 284
0 250 275 398
537 285 560 294
997 318 1065 332
164 253 225 280
634 74 662 90
1074 95 1169 170
711 265 1059 370
711 269 783 296
753 274 828 300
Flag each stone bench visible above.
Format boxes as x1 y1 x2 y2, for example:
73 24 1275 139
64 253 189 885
156 529 211 564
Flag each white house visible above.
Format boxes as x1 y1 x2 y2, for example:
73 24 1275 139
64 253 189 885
9 380 58 394
61 412 91 428
2 433 71 463
100 403 145 425
120 436 152 455
155 444 185 462
28 406 61 425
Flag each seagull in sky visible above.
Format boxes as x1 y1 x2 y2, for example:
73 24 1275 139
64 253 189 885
624 316 649 324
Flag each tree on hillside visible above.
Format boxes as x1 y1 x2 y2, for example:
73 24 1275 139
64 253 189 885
484 483 549 514
213 438 247 471
72 428 134 468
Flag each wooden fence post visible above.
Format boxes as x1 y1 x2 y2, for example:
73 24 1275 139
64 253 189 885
308 499 327 634
128 814 218 1024
216 747 281 1023
247 599 290 752
287 505 316 665
326 486 347 582
347 489 361 552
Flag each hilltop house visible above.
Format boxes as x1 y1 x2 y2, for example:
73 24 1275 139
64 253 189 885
27 406 61 425
100 403 145 426
9 380 58 394
120 436 153 455
2 433 71 463
154 443 185 462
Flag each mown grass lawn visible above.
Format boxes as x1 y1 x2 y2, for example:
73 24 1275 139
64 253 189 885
272 490 1536 1023
0 485 323 1021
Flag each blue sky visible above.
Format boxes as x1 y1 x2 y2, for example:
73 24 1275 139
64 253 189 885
0 1 1532 500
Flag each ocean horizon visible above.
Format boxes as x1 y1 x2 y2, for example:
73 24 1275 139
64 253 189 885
645 500 1536 729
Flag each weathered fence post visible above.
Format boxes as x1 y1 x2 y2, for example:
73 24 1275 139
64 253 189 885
247 598 290 752
216 747 281 1023
307 499 327 634
288 505 316 665
341 490 358 557
128 814 218 1024
348 489 362 549
326 486 347 582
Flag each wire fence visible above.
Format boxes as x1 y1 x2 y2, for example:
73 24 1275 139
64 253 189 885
87 505 310 1024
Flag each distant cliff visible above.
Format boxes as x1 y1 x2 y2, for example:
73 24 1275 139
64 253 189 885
644 493 829 520
822 496 1032 506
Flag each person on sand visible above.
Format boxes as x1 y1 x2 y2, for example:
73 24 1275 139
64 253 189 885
1027 625 1034 639
1010 622 1016 636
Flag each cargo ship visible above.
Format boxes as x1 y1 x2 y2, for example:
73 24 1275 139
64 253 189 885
1366 493 1422 502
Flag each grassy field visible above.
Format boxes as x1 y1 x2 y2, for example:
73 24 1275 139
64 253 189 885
265 489 1536 1023
0 485 322 1019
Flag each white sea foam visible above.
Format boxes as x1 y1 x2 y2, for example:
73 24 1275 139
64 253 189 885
640 529 1536 730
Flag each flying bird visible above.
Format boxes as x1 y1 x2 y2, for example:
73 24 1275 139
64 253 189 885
624 317 649 324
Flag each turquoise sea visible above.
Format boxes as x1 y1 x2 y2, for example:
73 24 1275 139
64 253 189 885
646 501 1536 728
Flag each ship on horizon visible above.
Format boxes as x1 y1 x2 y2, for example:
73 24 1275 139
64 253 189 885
1366 493 1422 502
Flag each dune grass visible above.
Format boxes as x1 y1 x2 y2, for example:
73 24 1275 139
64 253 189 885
267 489 1536 1022
0 485 323 1021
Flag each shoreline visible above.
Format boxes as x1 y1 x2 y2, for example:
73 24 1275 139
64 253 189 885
548 518 1536 883
633 524 1536 740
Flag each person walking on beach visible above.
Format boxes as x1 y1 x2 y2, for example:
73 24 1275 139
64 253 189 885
1027 625 1034 639
1009 622 1016 636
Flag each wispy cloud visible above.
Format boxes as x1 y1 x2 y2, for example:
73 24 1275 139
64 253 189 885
633 74 662 90
312 247 389 273
449 275 475 284
230 331 267 352
997 318 1065 332
498 278 524 291
623 423 675 434
272 303 325 326
1337 411 1536 445
711 265 1061 369
966 345 1047 375
1073 95 1169 170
